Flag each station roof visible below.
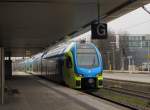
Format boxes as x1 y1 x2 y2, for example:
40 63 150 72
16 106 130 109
0 0 149 56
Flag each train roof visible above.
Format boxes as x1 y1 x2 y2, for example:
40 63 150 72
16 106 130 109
42 42 74 59
31 52 43 60
42 41 97 59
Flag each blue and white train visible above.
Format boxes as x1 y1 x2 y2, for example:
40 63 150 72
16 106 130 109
19 41 103 89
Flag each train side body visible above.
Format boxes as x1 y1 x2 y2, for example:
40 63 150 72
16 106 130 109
23 42 103 89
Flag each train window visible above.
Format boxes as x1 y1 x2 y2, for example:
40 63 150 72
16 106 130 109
77 44 99 68
66 56 72 68
77 53 99 68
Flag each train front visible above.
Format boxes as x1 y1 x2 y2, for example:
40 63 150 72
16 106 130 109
73 42 103 89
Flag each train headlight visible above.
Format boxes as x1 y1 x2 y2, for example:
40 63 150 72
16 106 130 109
88 78 94 84
79 74 83 77
76 73 83 77
97 73 102 77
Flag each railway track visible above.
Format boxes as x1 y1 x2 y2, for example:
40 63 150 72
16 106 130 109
83 87 150 110
104 87 150 100
84 90 138 110
82 79 150 110
103 78 150 94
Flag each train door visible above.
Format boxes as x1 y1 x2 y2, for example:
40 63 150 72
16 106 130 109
41 59 47 77
64 55 73 85
57 59 64 82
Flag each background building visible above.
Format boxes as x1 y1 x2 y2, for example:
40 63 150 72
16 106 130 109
94 34 150 71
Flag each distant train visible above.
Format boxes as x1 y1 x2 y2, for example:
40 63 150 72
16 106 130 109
18 42 103 89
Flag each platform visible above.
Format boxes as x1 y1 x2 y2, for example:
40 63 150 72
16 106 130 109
1 72 130 110
103 71 150 83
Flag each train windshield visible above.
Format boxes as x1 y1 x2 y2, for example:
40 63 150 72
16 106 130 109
77 44 99 68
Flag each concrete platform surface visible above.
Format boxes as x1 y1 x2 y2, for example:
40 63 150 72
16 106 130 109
0 72 130 110
104 72 150 83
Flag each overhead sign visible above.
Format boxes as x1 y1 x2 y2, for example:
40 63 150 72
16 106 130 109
91 22 107 39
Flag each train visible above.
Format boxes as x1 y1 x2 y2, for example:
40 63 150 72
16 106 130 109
18 41 103 89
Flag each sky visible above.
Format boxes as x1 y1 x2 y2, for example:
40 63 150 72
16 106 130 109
72 3 150 41
108 3 150 35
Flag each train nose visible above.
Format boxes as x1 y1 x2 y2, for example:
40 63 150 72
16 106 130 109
88 78 94 84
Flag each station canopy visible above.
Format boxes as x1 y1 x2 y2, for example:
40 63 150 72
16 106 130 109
0 0 149 56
